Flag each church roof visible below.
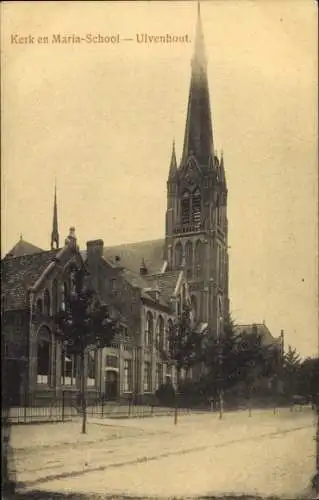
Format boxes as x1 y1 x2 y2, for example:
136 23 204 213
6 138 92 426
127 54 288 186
103 238 165 275
143 271 181 302
234 323 282 347
1 249 59 310
5 238 44 258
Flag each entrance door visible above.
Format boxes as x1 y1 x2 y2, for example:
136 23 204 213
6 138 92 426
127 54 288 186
104 370 118 401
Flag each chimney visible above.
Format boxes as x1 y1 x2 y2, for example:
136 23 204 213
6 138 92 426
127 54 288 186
140 258 148 276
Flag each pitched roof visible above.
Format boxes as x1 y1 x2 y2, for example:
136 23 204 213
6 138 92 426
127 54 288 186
6 239 44 258
1 250 59 310
143 271 181 302
121 268 169 309
234 323 282 347
103 239 165 275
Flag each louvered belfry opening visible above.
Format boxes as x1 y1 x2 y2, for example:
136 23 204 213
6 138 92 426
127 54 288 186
181 191 191 225
192 188 201 229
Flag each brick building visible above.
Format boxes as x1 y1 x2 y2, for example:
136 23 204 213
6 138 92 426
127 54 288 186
1 6 229 404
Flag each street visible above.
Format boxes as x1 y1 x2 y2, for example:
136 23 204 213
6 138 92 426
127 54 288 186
12 407 317 499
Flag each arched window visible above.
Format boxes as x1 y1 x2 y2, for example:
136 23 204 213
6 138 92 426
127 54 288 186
195 240 204 279
145 311 153 346
156 315 164 350
167 319 173 352
37 326 51 385
185 241 193 279
174 242 183 268
61 282 68 311
52 279 58 314
191 295 197 322
44 289 50 316
181 190 191 225
36 298 43 315
192 188 201 229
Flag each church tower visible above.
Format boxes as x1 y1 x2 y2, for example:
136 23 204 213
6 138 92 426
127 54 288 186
51 182 59 250
164 3 229 337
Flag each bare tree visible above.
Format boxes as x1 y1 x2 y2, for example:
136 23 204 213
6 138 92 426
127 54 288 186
55 265 118 434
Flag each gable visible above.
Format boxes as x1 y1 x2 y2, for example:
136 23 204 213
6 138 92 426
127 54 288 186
6 239 44 258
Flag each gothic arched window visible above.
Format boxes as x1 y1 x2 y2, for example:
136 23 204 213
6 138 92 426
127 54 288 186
167 319 173 352
36 298 43 315
194 239 204 279
145 311 153 346
185 241 193 279
192 188 201 229
174 242 183 268
181 190 191 225
156 315 164 350
52 279 58 314
61 282 68 311
191 295 197 323
44 289 50 316
37 326 51 385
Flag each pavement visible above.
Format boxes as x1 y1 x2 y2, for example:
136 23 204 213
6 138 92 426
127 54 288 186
10 407 318 499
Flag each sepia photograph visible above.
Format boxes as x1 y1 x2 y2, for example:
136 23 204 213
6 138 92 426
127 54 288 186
1 1 318 499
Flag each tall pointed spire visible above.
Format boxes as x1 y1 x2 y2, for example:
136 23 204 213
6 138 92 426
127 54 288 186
51 181 59 250
168 139 178 177
182 2 213 166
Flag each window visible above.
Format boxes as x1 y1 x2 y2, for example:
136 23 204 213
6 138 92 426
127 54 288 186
185 241 193 279
105 354 118 369
145 311 153 346
156 316 164 350
174 242 183 268
87 349 96 387
124 359 133 392
61 347 77 386
61 282 68 311
195 240 203 279
192 189 201 229
36 298 43 315
167 319 173 352
37 326 51 385
143 361 151 392
156 363 162 389
191 295 197 322
181 191 191 224
44 289 50 316
52 279 58 313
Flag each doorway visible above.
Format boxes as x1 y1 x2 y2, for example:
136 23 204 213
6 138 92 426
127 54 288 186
104 370 118 401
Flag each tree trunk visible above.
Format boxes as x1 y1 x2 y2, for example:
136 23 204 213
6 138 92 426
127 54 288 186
219 388 224 420
174 368 181 425
248 384 252 417
80 349 87 434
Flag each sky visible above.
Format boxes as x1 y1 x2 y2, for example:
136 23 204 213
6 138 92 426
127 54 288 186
1 0 318 357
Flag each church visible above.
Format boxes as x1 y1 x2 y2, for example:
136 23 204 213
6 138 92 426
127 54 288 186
2 5 230 405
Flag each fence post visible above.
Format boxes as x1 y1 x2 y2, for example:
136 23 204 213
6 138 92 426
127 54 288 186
24 391 27 424
62 391 65 422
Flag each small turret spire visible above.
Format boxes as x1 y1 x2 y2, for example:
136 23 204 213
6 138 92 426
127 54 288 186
51 181 59 250
220 149 227 188
168 139 178 177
